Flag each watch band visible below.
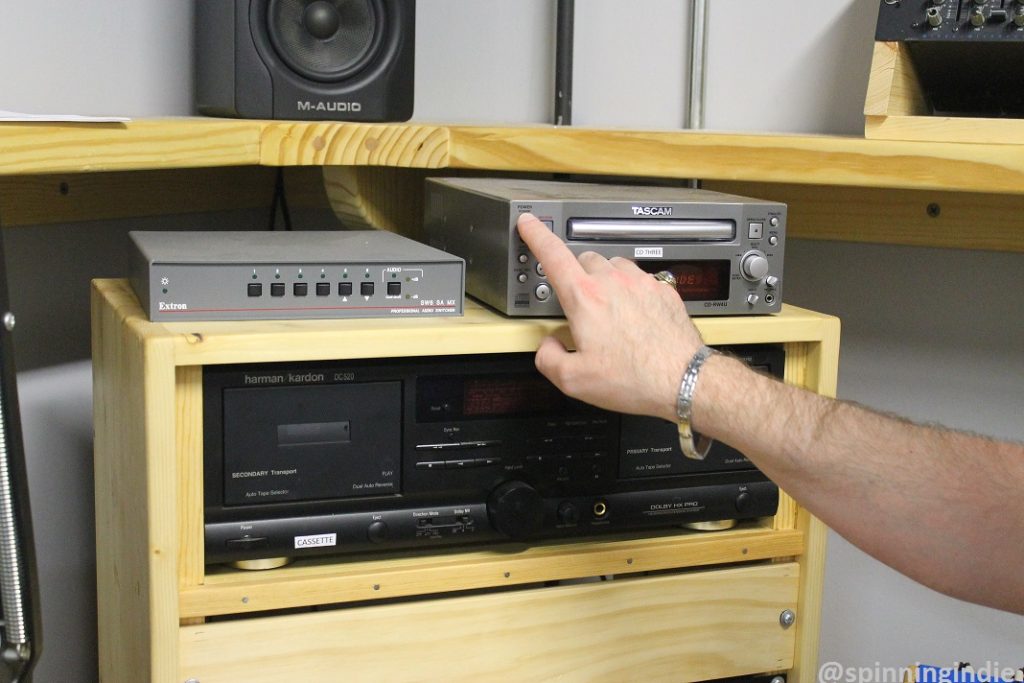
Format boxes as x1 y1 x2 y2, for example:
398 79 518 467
676 345 716 460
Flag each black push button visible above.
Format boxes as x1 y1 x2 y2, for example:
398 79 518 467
387 281 402 296
339 282 353 296
445 459 477 469
316 282 330 296
415 461 446 470
360 282 375 296
247 283 263 297
367 521 389 544
270 283 285 297
293 282 308 296
415 443 461 451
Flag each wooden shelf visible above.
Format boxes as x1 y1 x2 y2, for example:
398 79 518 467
3 118 1023 251
0 118 260 175
95 279 841 368
3 117 1023 195
92 278 839 683
183 525 804 619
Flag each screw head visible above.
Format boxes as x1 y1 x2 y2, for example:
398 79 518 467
3 313 14 332
780 609 796 628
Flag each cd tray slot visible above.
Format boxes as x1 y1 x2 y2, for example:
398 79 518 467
567 218 736 241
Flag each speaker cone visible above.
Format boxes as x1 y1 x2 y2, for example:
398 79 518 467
267 0 385 82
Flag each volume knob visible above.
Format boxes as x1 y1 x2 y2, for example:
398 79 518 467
740 251 770 281
487 481 545 540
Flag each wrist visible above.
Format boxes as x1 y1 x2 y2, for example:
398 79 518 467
674 345 717 460
689 352 752 440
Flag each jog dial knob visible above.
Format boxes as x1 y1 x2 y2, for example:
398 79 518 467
740 250 770 282
487 481 545 540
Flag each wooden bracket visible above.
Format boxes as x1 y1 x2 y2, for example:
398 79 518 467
322 166 430 239
865 41 1024 143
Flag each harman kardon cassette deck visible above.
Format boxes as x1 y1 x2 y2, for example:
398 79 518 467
129 230 464 322
203 347 783 564
423 178 785 316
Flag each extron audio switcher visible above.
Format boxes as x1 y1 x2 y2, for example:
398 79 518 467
129 231 464 322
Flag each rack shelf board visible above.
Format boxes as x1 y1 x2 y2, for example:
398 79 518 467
0 118 260 175
182 526 804 619
3 118 1023 197
7 119 1024 251
92 279 841 369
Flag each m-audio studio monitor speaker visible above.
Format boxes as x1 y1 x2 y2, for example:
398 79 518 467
196 0 414 121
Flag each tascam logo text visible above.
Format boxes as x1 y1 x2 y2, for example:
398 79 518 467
632 206 673 216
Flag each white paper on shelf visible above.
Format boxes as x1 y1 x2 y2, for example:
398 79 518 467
0 110 131 123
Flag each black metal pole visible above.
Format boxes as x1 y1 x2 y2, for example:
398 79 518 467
554 0 574 126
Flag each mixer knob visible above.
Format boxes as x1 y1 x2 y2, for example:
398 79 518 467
487 481 545 539
926 7 943 25
765 275 779 289
739 251 770 281
1016 10 1024 25
970 7 986 25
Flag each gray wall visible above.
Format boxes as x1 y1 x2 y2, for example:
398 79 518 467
2 1 1022 681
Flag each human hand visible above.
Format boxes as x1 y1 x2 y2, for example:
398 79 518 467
516 213 706 423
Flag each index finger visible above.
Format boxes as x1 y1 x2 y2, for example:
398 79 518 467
516 213 584 306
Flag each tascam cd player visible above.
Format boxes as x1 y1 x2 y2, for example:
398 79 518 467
423 178 785 316
203 346 783 564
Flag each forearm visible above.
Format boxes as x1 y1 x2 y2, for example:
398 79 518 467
694 354 1024 614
